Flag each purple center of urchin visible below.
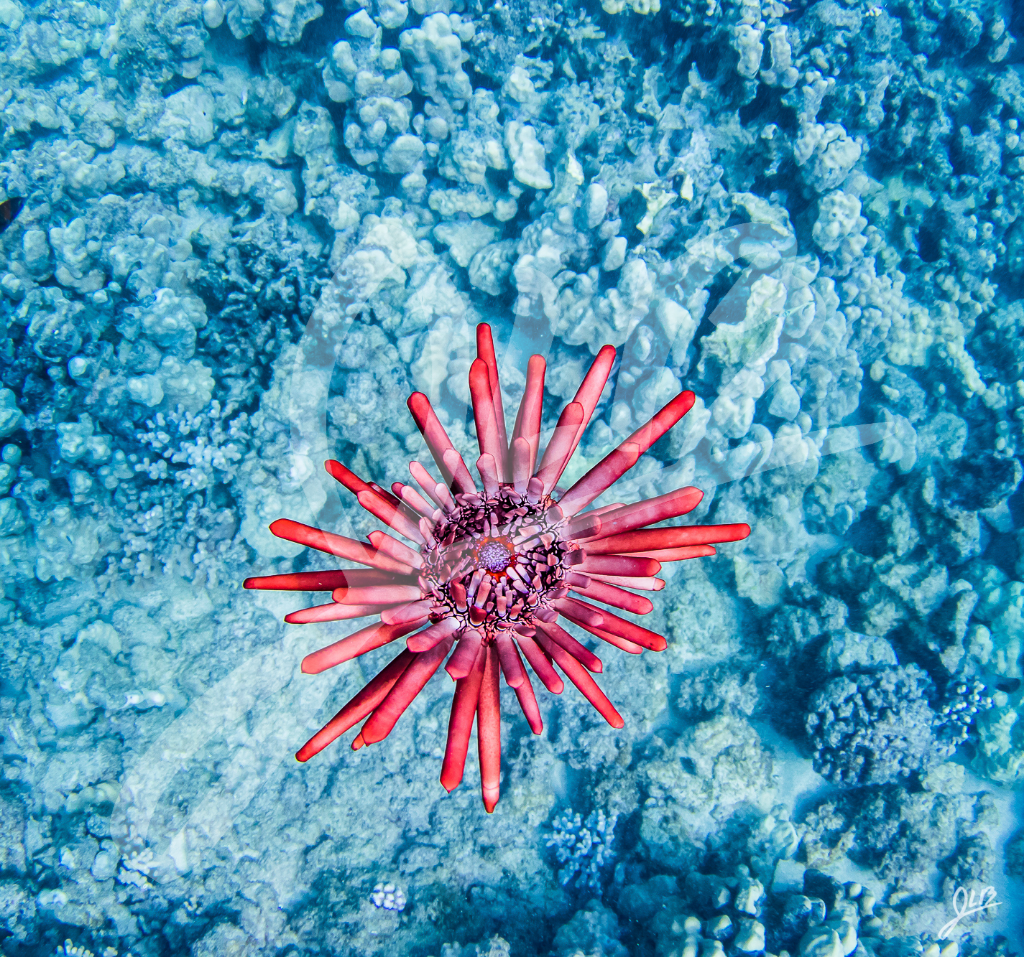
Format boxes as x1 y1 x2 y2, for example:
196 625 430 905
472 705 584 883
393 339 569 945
419 487 572 629
477 540 512 573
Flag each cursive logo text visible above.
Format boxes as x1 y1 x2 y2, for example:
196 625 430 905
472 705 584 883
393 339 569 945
939 885 1000 939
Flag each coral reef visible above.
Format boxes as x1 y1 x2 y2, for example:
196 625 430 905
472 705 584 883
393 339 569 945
1 0 1023 950
805 663 969 786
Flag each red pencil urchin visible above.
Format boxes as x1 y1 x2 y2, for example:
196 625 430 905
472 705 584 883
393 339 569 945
244 324 751 812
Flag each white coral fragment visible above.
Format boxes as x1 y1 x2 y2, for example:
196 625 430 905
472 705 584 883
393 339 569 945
504 121 552 190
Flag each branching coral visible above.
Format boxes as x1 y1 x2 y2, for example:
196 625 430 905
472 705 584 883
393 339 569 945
547 809 617 891
245 323 750 810
804 664 981 787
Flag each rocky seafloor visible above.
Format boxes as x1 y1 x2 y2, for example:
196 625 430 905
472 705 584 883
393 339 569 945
2 0 1024 953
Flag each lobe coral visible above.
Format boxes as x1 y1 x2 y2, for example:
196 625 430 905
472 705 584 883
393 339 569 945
244 325 750 811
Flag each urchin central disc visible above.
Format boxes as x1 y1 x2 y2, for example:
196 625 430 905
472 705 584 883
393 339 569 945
421 488 569 627
477 540 512 573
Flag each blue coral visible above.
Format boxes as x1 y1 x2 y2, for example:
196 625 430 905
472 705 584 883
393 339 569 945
805 664 955 786
546 810 617 892
937 677 994 746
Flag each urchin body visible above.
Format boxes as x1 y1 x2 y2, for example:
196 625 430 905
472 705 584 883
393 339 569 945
244 324 751 811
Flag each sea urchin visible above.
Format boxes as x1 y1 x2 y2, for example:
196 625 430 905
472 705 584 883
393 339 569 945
244 324 750 811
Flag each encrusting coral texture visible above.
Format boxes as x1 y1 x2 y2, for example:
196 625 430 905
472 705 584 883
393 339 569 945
244 324 749 810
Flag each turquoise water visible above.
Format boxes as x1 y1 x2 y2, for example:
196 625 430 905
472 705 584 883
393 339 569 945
2 0 1024 953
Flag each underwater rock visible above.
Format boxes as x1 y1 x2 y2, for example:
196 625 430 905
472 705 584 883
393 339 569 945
797 924 843 957
552 900 627 957
803 870 845 913
468 240 516 296
433 220 498 268
819 630 897 674
0 388 24 437
943 451 1022 511
505 121 551 190
973 689 1024 786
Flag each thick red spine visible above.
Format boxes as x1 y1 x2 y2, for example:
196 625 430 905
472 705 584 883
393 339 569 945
477 644 502 812
295 651 413 761
513 669 543 734
585 523 751 554
556 445 641 518
515 632 564 693
469 358 507 482
511 354 545 475
269 519 411 573
284 602 394 625
579 487 705 540
359 638 454 745
476 324 510 474
535 620 603 673
495 631 527 687
576 554 661 577
564 344 617 464
407 392 458 485
535 402 585 494
406 618 462 652
244 569 405 591
560 600 667 652
441 644 486 792
534 631 624 729
569 578 654 616
625 391 695 455
331 584 423 605
367 529 424 569
446 630 484 679
622 545 717 562
302 620 421 674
